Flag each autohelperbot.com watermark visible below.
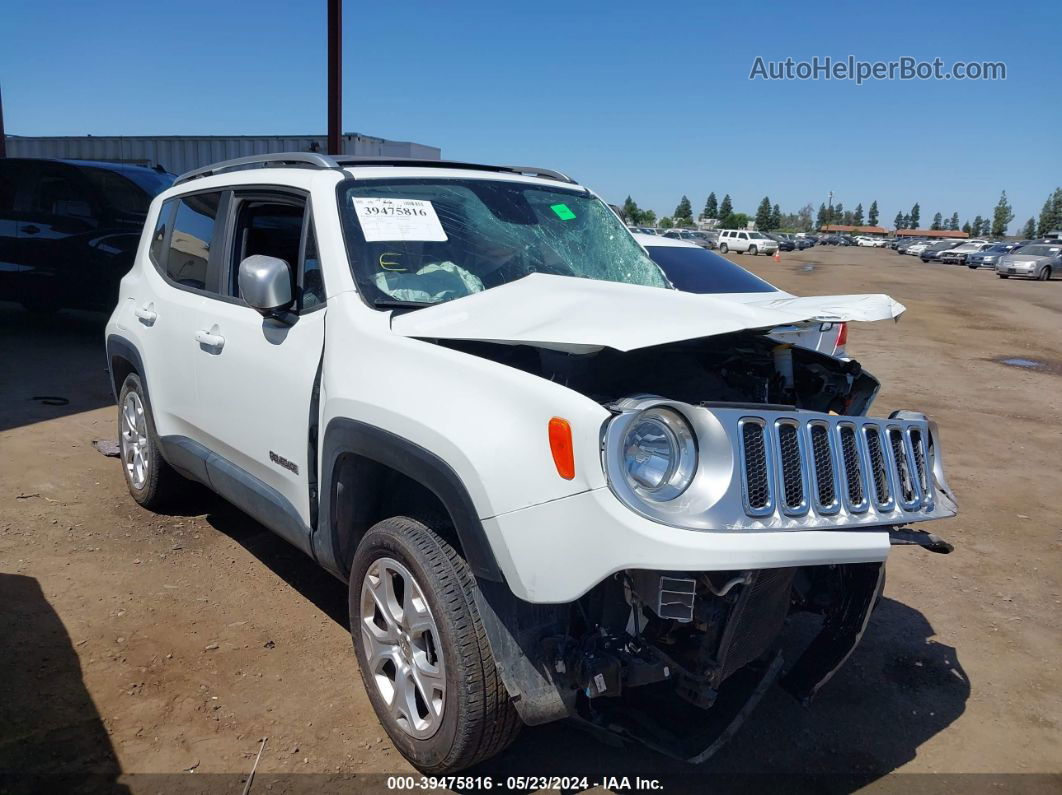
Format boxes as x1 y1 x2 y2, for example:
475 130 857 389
749 55 1006 84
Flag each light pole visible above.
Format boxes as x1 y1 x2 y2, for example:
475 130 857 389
826 190 833 232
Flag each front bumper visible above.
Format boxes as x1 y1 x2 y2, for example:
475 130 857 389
483 485 894 603
484 405 956 604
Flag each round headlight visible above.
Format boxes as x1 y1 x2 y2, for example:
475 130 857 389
621 407 697 500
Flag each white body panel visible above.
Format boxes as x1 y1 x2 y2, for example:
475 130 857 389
484 487 891 603
192 301 325 524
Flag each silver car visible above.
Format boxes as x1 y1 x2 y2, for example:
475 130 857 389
995 243 1062 280
967 242 1020 269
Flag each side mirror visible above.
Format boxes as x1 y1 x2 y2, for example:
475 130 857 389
238 255 293 317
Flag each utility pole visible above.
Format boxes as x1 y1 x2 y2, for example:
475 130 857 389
826 190 833 232
327 0 342 156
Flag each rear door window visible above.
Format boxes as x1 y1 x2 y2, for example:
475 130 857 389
166 192 222 291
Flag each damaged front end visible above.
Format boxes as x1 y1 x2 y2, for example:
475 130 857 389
477 560 887 762
465 333 956 762
400 276 957 761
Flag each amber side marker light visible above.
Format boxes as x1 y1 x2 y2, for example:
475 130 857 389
548 417 575 480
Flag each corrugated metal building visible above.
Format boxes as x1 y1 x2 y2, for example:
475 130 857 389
4 133 441 174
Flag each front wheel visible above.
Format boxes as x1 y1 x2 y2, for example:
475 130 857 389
748 245 758 256
719 243 729 253
350 517 521 773
998 274 1009 279
1038 266 1052 281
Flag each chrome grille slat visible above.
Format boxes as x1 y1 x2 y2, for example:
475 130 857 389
837 423 870 513
738 419 774 516
736 412 936 520
773 420 810 516
887 426 922 510
907 427 933 512
862 424 895 511
806 422 841 514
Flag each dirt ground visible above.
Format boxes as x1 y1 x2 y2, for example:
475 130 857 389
1 245 1060 792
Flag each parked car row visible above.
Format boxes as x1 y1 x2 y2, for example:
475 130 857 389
889 234 1059 281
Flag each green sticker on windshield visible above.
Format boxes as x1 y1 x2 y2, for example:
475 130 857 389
550 203 576 220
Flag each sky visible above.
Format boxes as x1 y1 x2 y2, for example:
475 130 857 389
2 0 1061 230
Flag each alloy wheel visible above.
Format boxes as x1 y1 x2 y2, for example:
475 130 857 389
360 557 446 739
120 392 149 489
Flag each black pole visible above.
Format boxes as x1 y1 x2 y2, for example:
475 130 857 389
0 83 6 158
327 0 342 156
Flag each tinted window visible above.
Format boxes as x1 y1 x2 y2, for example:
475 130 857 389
167 192 221 290
646 245 777 294
0 165 17 212
30 172 96 222
301 222 324 309
149 199 174 265
77 167 151 216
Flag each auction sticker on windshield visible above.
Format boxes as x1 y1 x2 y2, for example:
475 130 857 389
353 198 448 242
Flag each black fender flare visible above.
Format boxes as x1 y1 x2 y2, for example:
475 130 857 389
316 417 505 583
105 334 147 404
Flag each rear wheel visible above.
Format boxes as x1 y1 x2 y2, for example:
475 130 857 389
998 274 1009 279
350 517 520 773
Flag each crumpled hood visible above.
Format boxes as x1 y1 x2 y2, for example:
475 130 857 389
730 292 905 323
389 274 905 353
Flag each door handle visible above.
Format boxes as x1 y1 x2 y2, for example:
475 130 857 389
195 329 225 350
134 306 157 325
20 225 41 235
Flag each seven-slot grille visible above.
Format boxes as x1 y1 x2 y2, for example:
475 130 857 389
737 415 934 518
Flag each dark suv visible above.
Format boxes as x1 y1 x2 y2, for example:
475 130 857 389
0 158 173 312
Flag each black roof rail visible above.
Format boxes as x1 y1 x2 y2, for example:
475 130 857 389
173 152 577 187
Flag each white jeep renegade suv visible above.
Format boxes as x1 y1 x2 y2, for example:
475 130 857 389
106 153 958 772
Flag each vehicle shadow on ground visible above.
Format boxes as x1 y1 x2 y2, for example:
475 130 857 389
0 574 130 795
201 497 350 626
198 499 970 792
0 303 114 432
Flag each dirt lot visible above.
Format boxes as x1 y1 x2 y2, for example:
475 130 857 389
1 245 1060 792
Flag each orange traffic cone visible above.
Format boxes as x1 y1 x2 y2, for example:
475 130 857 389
773 250 781 263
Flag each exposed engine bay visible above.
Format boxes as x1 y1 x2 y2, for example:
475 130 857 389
438 330 880 415
477 561 885 762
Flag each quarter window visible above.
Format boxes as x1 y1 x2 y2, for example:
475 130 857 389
149 199 174 266
167 192 221 290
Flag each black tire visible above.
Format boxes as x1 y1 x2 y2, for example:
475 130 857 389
350 517 520 773
117 373 187 509
748 245 758 256
719 243 729 253
998 274 1009 279
1038 266 1051 281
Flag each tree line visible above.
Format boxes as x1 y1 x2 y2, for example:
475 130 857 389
620 187 1056 238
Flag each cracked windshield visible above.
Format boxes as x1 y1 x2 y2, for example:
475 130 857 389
338 178 669 305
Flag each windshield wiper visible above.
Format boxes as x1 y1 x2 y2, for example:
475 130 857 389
372 298 434 310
